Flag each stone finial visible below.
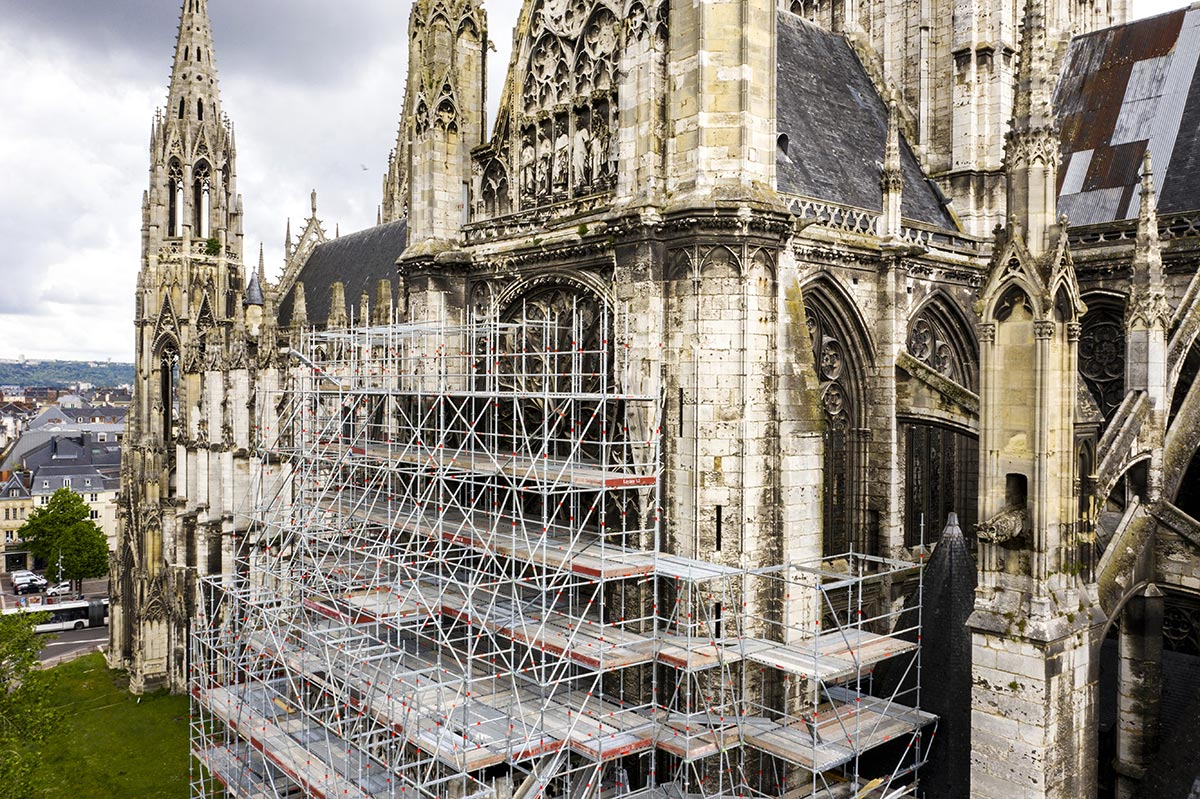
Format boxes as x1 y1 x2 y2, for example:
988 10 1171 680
373 279 393 325
292 281 307 328
1011 0 1055 135
284 218 293 260
257 242 266 284
329 282 349 329
359 291 371 325
879 99 904 240
311 189 318 216
1128 150 1170 336
1133 151 1163 286
1003 0 1060 258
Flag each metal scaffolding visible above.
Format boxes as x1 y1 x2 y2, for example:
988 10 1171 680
190 312 934 799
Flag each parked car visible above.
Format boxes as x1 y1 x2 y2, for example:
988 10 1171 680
46 581 73 597
15 576 47 595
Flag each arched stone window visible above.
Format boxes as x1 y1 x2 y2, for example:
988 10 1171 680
193 161 212 238
804 283 869 555
156 342 180 494
1078 294 1125 423
178 98 186 119
167 159 184 237
906 296 977 389
197 99 204 121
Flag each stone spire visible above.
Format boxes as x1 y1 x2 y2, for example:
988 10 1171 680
879 99 904 241
1004 0 1060 258
167 0 223 125
144 0 241 252
284 218 293 261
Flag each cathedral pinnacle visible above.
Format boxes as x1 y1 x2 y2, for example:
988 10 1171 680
168 0 222 125
879 99 904 240
1129 152 1170 332
1003 0 1060 258
1135 151 1162 280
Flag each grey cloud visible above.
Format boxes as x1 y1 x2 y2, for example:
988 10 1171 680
0 0 407 89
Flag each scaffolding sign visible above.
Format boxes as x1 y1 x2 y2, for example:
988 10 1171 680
190 311 935 799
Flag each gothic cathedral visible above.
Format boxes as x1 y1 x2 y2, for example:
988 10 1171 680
113 0 1200 795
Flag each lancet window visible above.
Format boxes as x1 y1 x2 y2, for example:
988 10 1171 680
804 286 868 556
193 161 212 238
1078 297 1124 423
167 160 184 237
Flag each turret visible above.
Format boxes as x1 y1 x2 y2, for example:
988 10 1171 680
397 0 486 254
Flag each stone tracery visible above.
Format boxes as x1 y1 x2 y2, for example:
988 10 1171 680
485 0 624 216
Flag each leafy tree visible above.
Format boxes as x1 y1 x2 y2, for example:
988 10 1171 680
0 610 61 799
17 488 109 585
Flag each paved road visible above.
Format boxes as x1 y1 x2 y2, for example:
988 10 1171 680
38 625 109 664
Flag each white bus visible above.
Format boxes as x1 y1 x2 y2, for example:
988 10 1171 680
2 599 109 632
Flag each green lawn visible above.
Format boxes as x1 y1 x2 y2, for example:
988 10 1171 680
30 653 193 799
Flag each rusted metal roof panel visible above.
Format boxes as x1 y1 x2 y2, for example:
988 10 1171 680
1055 6 1200 223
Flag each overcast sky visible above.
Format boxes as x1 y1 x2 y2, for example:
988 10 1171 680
0 0 1183 363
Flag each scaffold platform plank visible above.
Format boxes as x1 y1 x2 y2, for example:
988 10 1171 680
741 692 935 772
652 715 741 762
323 488 657 580
193 745 275 799
195 686 376 799
341 440 658 489
741 629 918 683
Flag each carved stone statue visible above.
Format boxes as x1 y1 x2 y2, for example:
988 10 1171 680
976 506 1029 546
520 131 536 203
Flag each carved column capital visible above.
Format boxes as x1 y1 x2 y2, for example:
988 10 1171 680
978 323 996 344
1034 320 1056 340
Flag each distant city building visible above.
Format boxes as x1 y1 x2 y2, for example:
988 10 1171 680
1 431 121 573
0 472 33 572
0 401 34 455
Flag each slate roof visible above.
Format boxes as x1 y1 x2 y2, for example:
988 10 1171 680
0 472 31 498
1055 5 1200 225
278 220 408 327
774 12 957 230
0 427 124 473
28 404 127 429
